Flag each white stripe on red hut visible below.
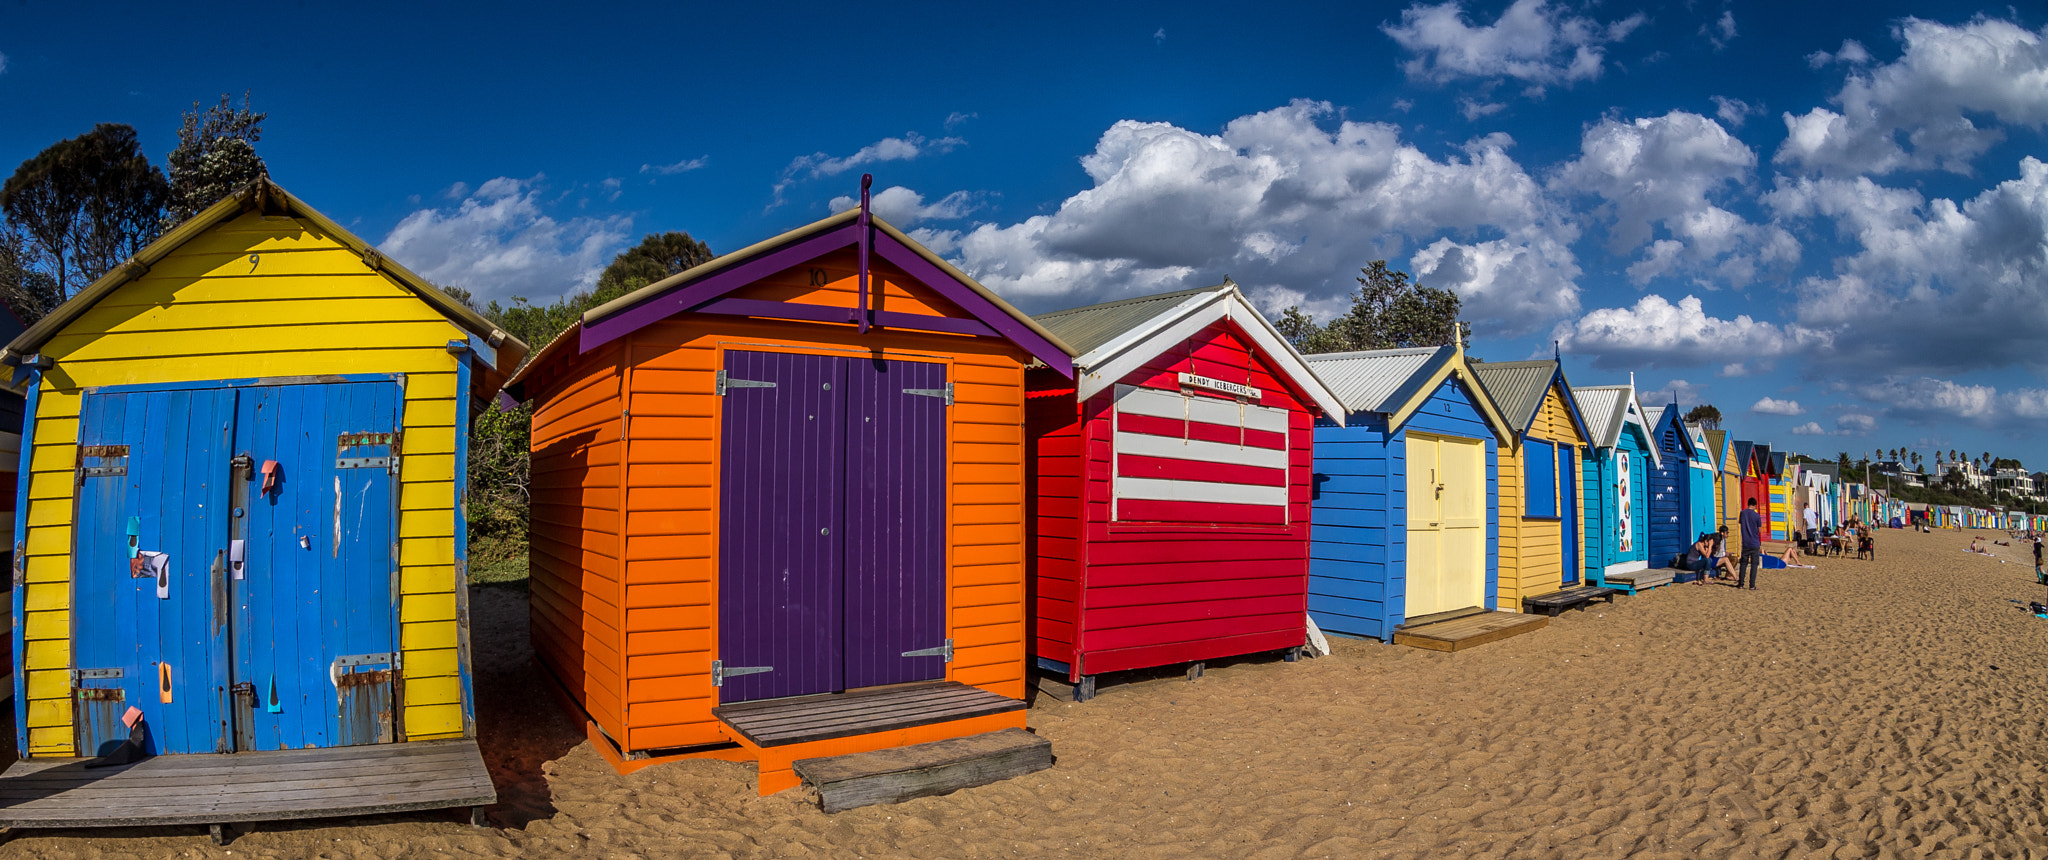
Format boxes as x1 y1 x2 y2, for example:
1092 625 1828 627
1111 384 1290 525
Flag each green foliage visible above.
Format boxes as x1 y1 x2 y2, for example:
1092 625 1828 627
2 123 168 301
452 232 716 581
1683 403 1722 430
596 231 713 292
1277 260 1469 354
0 224 60 325
165 92 267 225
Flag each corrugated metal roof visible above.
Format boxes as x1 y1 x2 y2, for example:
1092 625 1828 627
1032 284 1229 356
1301 346 1444 413
1643 405 1666 428
1473 360 1557 430
1571 385 1628 447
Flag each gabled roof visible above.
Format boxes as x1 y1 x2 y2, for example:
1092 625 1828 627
1304 343 1514 443
1472 359 1591 443
1033 283 1347 423
1301 346 1438 413
1684 421 1715 468
1033 285 1225 356
1569 383 1662 469
1733 440 1755 474
1706 429 1735 474
573 204 1074 375
1 179 529 398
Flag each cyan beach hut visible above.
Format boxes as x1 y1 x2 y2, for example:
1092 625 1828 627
1569 383 1657 589
1303 344 1513 641
1682 420 1719 548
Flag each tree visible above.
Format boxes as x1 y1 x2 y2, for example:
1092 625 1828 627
1945 468 1966 491
2 124 168 299
0 224 61 324
1279 260 1469 355
1837 452 1852 470
1274 306 1320 350
595 231 713 292
164 92 267 225
1683 404 1722 430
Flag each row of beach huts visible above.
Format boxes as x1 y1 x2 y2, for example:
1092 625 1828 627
0 178 1997 834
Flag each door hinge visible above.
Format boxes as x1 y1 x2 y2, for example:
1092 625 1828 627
904 384 953 405
711 660 773 686
901 639 954 662
75 667 123 682
77 444 129 479
716 370 777 395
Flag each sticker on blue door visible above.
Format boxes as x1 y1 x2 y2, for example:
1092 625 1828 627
71 381 402 755
716 351 946 704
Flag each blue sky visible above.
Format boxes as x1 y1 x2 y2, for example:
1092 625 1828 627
4 0 2047 470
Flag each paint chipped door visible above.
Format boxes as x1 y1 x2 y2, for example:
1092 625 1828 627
71 389 237 756
230 382 401 750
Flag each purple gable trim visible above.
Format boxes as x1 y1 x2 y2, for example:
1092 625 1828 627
694 298 996 337
579 222 862 351
871 239 1073 376
578 217 1074 377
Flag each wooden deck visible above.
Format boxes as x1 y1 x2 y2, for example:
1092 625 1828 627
0 739 495 829
713 681 1026 748
1522 585 1618 617
1600 567 1675 595
1393 611 1547 652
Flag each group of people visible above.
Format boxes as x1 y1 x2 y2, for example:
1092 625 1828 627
1681 497 1873 588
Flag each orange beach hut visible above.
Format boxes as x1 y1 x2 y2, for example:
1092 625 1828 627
506 184 1075 795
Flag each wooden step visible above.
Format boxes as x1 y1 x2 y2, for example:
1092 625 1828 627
1522 586 1618 616
1391 611 1546 652
792 728 1052 813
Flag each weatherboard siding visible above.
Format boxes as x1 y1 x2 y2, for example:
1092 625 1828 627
526 257 1032 754
18 211 473 755
1498 381 1585 612
1309 377 1497 641
1061 322 1312 675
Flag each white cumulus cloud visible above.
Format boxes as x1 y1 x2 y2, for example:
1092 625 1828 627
1552 111 1798 287
1776 17 2048 175
1554 294 1827 371
1838 376 2048 431
380 175 631 305
1765 157 2048 374
1790 421 1829 435
931 100 1581 333
827 185 985 227
1752 397 1805 416
1382 0 1645 89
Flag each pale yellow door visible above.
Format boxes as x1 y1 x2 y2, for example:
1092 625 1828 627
1439 435 1487 610
1406 434 1454 617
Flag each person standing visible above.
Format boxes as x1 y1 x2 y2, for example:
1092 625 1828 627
1804 503 1821 547
1739 497 1764 590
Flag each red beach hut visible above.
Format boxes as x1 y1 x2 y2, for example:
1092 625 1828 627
1025 283 1346 700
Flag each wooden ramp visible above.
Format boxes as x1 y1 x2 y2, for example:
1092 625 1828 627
1393 610 1546 652
1600 567 1675 595
793 727 1051 813
0 739 495 830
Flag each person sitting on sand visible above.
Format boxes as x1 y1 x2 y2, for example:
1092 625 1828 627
1971 536 1987 554
1783 532 1805 565
1686 533 1718 583
1712 526 1736 580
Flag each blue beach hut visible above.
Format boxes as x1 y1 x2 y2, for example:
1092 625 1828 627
1643 404 1712 568
1302 344 1515 641
1569 383 1657 588
1682 419 1720 548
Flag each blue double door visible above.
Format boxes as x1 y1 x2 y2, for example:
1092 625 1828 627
716 350 948 704
71 381 402 756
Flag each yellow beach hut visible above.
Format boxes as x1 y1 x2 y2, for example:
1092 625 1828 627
0 179 524 834
1473 360 1592 612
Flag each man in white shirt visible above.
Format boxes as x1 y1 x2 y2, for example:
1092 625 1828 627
1804 504 1821 546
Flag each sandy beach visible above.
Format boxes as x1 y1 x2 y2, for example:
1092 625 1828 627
4 525 2046 859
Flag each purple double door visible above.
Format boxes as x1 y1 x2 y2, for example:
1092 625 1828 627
717 350 948 703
